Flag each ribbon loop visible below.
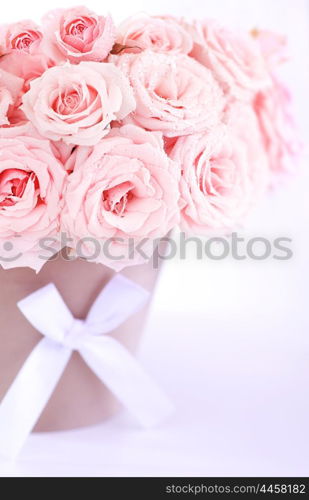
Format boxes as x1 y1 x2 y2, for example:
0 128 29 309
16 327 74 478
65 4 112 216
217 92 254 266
17 283 73 344
0 274 173 459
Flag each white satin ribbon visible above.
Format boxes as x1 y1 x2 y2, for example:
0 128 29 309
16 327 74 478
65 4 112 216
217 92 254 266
0 274 173 459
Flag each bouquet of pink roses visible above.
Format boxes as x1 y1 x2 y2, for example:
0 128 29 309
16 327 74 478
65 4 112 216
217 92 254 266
0 8 303 460
0 7 299 271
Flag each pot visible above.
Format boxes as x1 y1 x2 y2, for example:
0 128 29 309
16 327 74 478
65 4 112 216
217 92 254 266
0 248 162 432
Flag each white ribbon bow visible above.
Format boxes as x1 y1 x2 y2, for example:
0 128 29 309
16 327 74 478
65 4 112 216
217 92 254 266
0 274 173 459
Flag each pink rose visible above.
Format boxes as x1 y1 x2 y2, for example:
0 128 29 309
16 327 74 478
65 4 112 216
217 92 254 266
112 51 224 137
253 75 300 180
0 136 66 271
42 6 116 63
169 104 269 234
0 20 42 55
0 21 51 92
61 125 180 270
0 69 23 126
0 68 34 138
115 14 192 54
0 51 52 92
184 19 270 100
0 106 32 139
21 61 135 146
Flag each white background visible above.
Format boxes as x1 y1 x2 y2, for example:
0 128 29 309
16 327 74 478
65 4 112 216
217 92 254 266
1 0 309 477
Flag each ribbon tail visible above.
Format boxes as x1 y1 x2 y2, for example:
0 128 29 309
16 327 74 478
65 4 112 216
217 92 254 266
80 336 174 428
0 338 71 459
